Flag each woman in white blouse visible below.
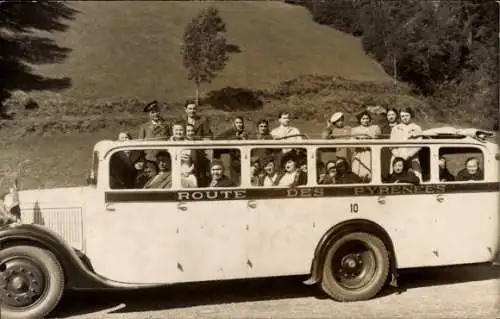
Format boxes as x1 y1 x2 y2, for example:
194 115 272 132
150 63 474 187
389 107 423 181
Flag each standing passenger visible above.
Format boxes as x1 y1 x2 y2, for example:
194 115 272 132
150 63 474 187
217 116 249 140
138 101 171 161
322 112 351 139
390 107 423 181
182 100 213 140
270 112 302 140
351 111 380 180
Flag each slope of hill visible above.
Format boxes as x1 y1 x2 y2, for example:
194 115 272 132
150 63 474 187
31 1 391 102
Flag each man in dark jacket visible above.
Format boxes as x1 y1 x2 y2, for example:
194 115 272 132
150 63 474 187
181 100 213 140
208 159 236 187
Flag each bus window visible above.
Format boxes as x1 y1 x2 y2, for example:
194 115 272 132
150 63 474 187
438 147 484 182
381 146 430 184
250 147 307 187
316 147 371 185
109 149 172 189
181 148 241 188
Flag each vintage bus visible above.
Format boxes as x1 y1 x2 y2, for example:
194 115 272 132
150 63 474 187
0 130 498 318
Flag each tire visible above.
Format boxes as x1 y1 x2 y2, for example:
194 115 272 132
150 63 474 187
0 245 65 319
320 232 390 302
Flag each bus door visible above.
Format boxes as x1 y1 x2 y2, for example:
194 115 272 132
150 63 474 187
172 146 249 282
432 145 498 265
86 147 179 284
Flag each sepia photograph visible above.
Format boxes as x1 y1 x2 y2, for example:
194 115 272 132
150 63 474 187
0 0 499 318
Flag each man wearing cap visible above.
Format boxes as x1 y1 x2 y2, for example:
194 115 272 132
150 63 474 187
138 100 171 140
260 156 279 187
208 159 236 187
138 101 171 161
182 100 213 140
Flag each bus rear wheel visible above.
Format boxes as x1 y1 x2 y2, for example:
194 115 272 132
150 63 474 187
0 245 65 319
321 232 390 302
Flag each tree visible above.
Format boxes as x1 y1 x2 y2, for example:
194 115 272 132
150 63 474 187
181 6 232 105
0 1 78 116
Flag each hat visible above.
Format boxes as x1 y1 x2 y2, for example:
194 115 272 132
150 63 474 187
326 161 336 170
281 151 298 167
262 155 274 167
210 159 224 169
144 100 160 113
250 156 260 165
330 112 344 124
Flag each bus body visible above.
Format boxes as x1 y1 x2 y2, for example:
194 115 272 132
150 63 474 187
0 132 498 318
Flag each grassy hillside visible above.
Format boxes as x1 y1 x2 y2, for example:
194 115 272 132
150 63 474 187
0 1 479 191
30 1 391 102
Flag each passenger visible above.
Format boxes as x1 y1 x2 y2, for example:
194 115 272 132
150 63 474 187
254 119 273 140
456 157 484 181
182 100 213 140
351 111 381 139
260 156 279 187
380 107 399 138
208 159 236 187
319 160 336 185
217 116 249 140
275 153 307 187
351 111 378 180
439 157 455 182
380 108 399 181
334 157 363 184
180 150 198 188
170 122 185 141
138 101 171 140
138 101 171 161
250 156 262 186
390 107 423 181
138 160 158 188
385 157 420 184
271 112 302 140
144 151 172 189
185 124 197 141
322 112 351 139
109 132 142 189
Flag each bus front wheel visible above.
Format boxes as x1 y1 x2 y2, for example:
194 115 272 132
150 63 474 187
321 232 390 302
0 245 65 319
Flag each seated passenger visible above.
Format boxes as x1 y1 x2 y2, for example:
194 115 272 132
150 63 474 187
319 160 336 185
208 159 236 187
144 151 172 189
456 157 483 181
275 153 307 187
385 157 420 184
260 156 279 187
180 150 198 188
250 156 263 186
334 157 363 184
439 157 455 182
185 124 197 141
137 160 158 188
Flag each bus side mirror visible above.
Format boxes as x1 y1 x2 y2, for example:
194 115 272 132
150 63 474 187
86 174 96 185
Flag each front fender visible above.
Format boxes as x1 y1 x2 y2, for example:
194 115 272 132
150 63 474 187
0 223 161 290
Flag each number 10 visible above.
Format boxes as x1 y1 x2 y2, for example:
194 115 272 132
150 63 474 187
350 203 359 213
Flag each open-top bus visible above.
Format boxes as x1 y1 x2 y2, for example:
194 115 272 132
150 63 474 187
0 129 498 318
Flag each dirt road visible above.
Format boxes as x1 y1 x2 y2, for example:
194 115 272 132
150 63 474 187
51 264 499 319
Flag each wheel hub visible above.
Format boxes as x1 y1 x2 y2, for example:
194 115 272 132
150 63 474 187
0 258 45 308
340 253 364 278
